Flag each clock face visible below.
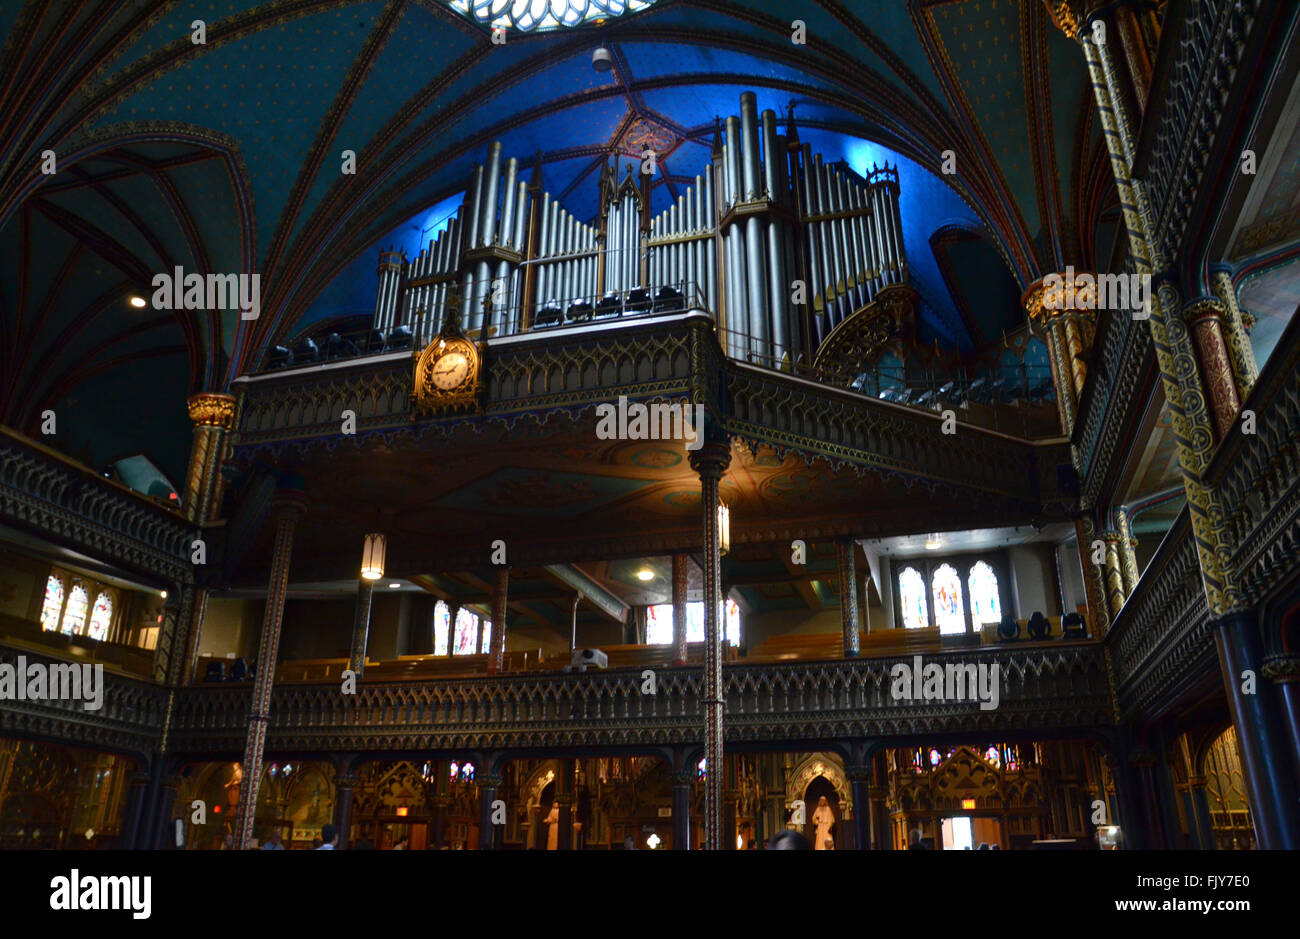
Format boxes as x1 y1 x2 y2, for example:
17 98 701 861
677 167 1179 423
430 351 470 390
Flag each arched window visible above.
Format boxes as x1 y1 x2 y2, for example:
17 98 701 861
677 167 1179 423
39 575 64 632
696 757 707 780
984 746 1001 767
461 762 475 782
899 567 928 629
60 585 89 635
449 761 460 780
646 601 741 647
480 619 491 654
931 564 964 634
87 592 113 641
928 748 942 767
433 601 450 655
453 608 477 655
967 561 1001 629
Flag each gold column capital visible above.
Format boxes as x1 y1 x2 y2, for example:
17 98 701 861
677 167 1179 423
187 392 237 428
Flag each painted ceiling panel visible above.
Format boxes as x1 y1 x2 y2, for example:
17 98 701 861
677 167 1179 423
97 0 262 76
91 3 387 262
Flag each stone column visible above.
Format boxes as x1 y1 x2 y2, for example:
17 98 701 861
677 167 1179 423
477 774 501 850
347 581 374 677
671 770 693 850
119 771 151 849
1105 748 1147 849
722 788 739 851
555 758 574 850
1113 506 1140 596
846 765 870 850
689 441 731 850
1262 654 1300 781
1209 270 1258 401
1102 531 1126 617
183 392 236 526
488 568 508 674
333 773 356 850
445 602 460 656
1183 298 1242 439
1184 776 1217 850
1023 278 1095 436
234 487 307 849
1215 612 1300 848
836 538 860 657
672 552 689 666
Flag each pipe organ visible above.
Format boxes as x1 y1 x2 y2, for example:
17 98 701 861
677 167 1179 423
368 91 908 371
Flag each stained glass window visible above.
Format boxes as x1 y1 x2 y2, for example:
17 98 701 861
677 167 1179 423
646 601 739 646
447 0 656 32
899 567 928 629
461 762 475 781
434 601 450 655
697 757 706 780
646 604 673 644
453 608 477 655
724 598 741 646
449 761 460 780
931 564 965 634
928 748 942 767
87 592 113 641
480 619 492 654
968 561 1001 629
40 575 64 632
60 585 89 635
984 746 1000 767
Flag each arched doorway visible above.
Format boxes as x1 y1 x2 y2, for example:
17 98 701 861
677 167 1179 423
803 776 840 850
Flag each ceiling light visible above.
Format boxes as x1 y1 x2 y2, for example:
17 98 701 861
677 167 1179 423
129 296 146 308
592 46 613 71
636 569 655 582
159 590 167 598
361 533 386 580
925 535 942 550
388 582 401 589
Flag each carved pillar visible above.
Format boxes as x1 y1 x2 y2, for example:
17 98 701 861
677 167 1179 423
836 538 860 657
1113 505 1140 596
234 487 307 849
445 602 460 656
347 581 374 677
477 773 501 850
1023 278 1095 436
1105 747 1147 849
671 770 693 850
1210 270 1258 401
1183 298 1242 439
183 392 236 525
722 788 739 851
430 760 448 849
333 772 356 850
1214 612 1300 848
689 441 731 850
1075 516 1111 636
151 775 181 850
488 567 508 674
1262 654 1300 782
1114 1 1151 113
1070 12 1240 624
1101 531 1126 617
672 552 689 666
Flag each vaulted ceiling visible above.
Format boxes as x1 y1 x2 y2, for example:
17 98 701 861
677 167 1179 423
0 0 1116 485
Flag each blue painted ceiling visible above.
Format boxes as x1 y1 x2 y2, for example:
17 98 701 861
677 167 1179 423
0 0 1115 484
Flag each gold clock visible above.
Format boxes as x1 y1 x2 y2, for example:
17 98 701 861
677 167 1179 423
413 334 481 413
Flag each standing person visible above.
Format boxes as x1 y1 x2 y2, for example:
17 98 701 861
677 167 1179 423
317 824 339 850
261 830 286 850
908 828 931 850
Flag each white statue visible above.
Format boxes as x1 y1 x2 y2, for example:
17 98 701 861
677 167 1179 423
812 796 836 850
544 801 560 851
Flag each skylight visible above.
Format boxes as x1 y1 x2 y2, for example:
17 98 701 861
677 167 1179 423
447 0 656 32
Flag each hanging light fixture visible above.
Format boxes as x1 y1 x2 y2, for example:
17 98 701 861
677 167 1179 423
360 533 386 581
717 501 730 556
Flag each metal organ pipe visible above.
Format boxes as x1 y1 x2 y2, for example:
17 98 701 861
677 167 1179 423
466 166 484 251
704 165 716 315
499 156 518 249
481 142 503 246
739 92 761 201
